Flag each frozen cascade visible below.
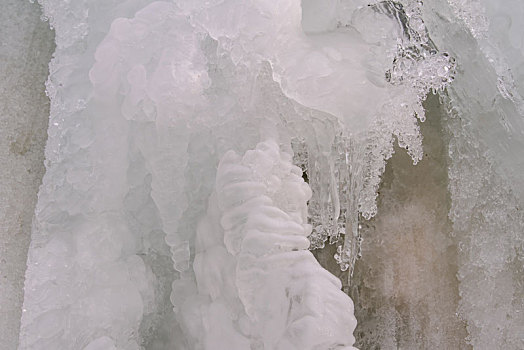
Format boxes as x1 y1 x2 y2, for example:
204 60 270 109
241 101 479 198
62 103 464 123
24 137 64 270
189 140 357 349
0 0 523 349
18 1 369 348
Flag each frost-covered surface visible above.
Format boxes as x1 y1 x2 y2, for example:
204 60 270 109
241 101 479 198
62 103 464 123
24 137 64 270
422 1 524 348
446 103 524 349
424 0 524 204
11 0 524 349
442 100 524 349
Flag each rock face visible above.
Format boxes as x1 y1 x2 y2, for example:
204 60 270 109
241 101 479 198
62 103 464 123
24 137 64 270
0 1 54 349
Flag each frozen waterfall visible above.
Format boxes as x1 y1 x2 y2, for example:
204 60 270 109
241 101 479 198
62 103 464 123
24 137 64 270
1 0 523 349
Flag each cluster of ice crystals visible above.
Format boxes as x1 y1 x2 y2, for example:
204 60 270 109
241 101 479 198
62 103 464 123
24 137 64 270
300 0 456 272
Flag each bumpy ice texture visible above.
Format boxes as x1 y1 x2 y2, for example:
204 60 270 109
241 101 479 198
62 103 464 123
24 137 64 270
188 140 358 349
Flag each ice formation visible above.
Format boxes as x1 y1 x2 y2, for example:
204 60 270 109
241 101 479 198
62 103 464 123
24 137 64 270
18 1 368 348
1 0 523 348
190 140 357 349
